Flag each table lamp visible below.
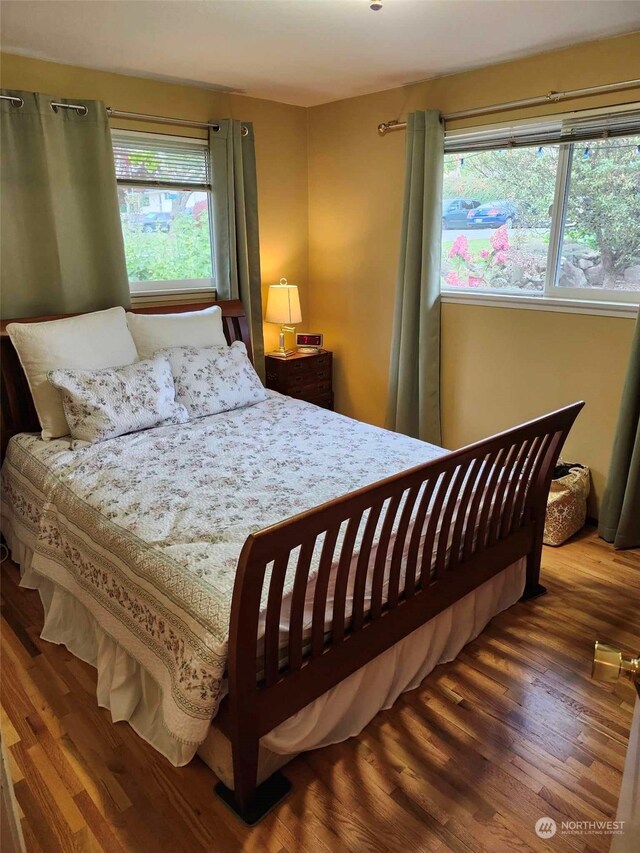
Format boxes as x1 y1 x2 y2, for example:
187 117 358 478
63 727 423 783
265 278 302 358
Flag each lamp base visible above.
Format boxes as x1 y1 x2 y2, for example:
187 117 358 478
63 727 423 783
267 349 296 358
269 327 296 358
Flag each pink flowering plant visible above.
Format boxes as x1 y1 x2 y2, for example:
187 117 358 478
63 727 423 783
448 234 471 262
491 225 510 252
445 225 546 290
445 225 516 289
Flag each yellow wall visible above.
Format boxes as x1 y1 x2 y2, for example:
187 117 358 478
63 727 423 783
0 52 309 353
307 32 640 514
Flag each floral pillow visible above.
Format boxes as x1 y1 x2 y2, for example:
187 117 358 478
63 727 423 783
48 356 189 447
157 341 268 419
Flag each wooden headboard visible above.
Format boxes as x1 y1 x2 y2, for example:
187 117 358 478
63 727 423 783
0 300 251 457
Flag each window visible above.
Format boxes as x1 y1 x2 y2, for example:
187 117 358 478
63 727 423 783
553 137 640 297
112 131 215 300
440 108 640 312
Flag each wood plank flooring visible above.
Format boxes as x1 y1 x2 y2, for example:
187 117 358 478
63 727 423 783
1 528 638 852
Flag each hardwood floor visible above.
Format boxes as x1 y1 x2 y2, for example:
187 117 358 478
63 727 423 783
1 528 638 853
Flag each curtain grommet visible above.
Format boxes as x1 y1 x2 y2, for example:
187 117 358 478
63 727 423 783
211 124 248 137
50 101 89 116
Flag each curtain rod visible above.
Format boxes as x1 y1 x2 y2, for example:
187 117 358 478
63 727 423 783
107 108 249 136
0 95 248 135
377 77 640 135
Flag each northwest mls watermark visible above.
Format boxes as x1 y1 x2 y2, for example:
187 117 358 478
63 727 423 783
535 816 625 839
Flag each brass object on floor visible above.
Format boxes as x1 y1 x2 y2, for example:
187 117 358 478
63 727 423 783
592 641 640 697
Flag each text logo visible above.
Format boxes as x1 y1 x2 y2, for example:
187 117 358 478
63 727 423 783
535 817 557 839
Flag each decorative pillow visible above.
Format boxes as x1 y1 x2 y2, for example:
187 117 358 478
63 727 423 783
126 305 227 360
7 307 138 440
158 341 268 418
48 356 188 447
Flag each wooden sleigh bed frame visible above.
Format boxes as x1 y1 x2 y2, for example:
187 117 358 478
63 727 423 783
1 300 584 825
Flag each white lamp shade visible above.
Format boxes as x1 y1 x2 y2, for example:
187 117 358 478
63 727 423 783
265 279 302 325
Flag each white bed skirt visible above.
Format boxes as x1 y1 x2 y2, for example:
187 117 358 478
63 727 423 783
4 517 525 786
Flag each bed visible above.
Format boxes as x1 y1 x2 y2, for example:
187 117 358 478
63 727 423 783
0 300 583 824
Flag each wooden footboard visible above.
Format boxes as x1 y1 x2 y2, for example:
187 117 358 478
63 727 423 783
215 402 584 823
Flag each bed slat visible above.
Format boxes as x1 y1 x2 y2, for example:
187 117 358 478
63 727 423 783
287 541 317 673
433 464 467 578
495 441 530 541
501 437 536 538
370 494 403 620
403 476 438 598
449 457 483 570
419 468 454 584
351 501 384 632
487 444 519 546
387 484 421 609
462 451 496 560
510 435 543 530
475 446 507 553
310 525 341 657
523 431 561 521
331 513 364 644
263 554 291 687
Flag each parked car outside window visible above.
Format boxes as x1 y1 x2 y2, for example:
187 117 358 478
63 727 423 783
467 200 518 229
442 197 481 229
142 211 173 233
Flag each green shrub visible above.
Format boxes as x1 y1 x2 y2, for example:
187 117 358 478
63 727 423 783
123 214 213 282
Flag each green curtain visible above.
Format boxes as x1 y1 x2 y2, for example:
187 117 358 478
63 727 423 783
386 110 444 446
0 90 129 318
209 119 265 379
599 306 640 549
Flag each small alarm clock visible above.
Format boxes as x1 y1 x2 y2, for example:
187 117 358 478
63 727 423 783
296 333 324 353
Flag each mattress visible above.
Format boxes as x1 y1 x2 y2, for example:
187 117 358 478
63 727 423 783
1 391 447 762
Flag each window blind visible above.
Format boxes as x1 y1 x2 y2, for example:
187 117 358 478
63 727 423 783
112 131 210 188
444 109 640 154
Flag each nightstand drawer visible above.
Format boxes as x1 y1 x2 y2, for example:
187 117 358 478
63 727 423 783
280 373 330 391
311 365 332 381
271 362 330 382
287 379 331 399
265 368 282 385
287 359 311 374
311 352 331 369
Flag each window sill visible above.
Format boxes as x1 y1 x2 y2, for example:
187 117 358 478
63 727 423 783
441 290 638 319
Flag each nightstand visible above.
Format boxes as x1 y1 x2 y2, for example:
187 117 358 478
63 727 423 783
265 351 333 410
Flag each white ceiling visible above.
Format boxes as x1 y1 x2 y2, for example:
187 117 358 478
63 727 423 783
1 0 639 107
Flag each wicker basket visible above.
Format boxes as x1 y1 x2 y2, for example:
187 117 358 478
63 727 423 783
543 461 590 546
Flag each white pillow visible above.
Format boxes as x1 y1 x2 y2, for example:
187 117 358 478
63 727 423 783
126 306 227 359
48 356 189 447
7 307 138 440
158 342 267 418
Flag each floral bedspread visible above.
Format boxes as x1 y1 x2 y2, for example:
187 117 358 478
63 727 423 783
1 391 444 751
